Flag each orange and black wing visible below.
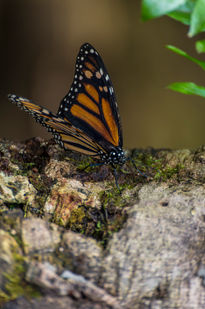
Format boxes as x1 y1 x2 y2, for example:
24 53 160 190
8 94 104 158
58 43 123 152
8 43 124 164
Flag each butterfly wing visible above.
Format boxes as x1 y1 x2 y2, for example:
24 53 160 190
58 43 123 152
8 94 103 158
8 43 125 165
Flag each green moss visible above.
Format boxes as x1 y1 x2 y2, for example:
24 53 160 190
100 189 121 207
132 152 184 181
21 162 36 175
55 217 66 227
67 206 86 230
154 164 184 181
91 189 129 247
132 152 161 170
53 203 87 229
0 253 41 305
94 211 127 248
26 173 50 212
11 161 36 176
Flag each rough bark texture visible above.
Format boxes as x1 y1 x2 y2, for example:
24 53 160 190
0 137 205 309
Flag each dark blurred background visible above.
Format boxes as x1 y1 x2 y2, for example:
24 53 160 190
1 0 205 150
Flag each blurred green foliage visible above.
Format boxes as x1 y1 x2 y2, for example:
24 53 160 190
142 0 205 99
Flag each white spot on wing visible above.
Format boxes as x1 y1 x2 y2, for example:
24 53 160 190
109 87 113 95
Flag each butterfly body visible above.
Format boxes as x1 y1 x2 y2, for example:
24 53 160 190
8 43 126 180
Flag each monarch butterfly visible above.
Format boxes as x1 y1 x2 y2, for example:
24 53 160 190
8 43 127 187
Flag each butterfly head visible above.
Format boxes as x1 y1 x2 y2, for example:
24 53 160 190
99 147 126 166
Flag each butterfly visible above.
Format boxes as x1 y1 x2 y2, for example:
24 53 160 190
8 43 127 188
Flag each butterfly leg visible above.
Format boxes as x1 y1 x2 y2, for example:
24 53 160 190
86 163 120 189
113 168 120 190
130 158 148 178
81 162 104 172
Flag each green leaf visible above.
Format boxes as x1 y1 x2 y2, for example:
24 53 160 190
168 82 205 97
195 39 205 53
141 0 186 21
167 0 196 25
175 0 196 13
189 0 205 36
166 45 205 70
168 11 191 25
